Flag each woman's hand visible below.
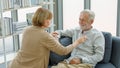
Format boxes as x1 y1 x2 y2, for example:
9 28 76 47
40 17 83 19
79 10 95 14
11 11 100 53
77 36 87 43
51 32 59 37
73 36 87 47
51 32 60 40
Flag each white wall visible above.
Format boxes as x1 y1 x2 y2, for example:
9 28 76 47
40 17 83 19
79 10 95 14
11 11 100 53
91 0 117 36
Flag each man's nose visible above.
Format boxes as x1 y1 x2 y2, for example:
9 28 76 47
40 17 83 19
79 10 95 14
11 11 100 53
80 21 84 24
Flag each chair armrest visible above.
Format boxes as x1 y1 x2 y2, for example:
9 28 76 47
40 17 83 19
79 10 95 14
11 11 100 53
110 36 120 68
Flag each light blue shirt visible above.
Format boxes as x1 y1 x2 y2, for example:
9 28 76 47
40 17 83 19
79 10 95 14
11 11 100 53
56 27 105 67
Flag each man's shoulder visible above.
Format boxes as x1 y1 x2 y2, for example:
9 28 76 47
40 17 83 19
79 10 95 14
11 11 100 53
74 27 81 30
91 28 103 36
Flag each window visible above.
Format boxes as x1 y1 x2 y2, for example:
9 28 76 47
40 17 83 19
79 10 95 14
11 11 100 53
91 0 117 36
63 0 84 29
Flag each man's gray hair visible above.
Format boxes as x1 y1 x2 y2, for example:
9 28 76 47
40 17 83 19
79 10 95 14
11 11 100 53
81 9 95 20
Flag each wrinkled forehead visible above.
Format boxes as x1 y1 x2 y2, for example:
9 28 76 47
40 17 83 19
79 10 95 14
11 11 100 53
80 13 89 20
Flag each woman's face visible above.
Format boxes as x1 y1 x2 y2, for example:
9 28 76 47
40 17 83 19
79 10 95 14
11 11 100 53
43 19 51 28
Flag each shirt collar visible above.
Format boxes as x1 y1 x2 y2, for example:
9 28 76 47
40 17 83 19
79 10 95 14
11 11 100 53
80 26 93 34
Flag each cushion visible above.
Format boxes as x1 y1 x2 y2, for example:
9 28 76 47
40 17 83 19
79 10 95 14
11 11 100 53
99 32 112 63
49 36 72 65
110 37 120 67
95 63 115 68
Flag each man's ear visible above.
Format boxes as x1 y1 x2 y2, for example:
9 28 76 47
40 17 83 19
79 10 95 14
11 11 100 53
90 19 94 24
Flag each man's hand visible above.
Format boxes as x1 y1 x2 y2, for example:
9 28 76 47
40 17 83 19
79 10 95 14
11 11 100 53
69 58 81 64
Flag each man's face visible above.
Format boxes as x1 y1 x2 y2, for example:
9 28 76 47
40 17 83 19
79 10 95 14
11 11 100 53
79 13 92 31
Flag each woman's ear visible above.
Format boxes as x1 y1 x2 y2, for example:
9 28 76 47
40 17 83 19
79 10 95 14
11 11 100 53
44 20 47 23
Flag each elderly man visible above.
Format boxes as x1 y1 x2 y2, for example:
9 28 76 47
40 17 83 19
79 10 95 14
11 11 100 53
51 9 105 68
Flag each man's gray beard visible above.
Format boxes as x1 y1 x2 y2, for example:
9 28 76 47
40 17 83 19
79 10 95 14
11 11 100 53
80 26 87 31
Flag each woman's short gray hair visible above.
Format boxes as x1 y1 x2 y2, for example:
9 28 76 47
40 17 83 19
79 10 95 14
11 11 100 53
81 9 95 20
